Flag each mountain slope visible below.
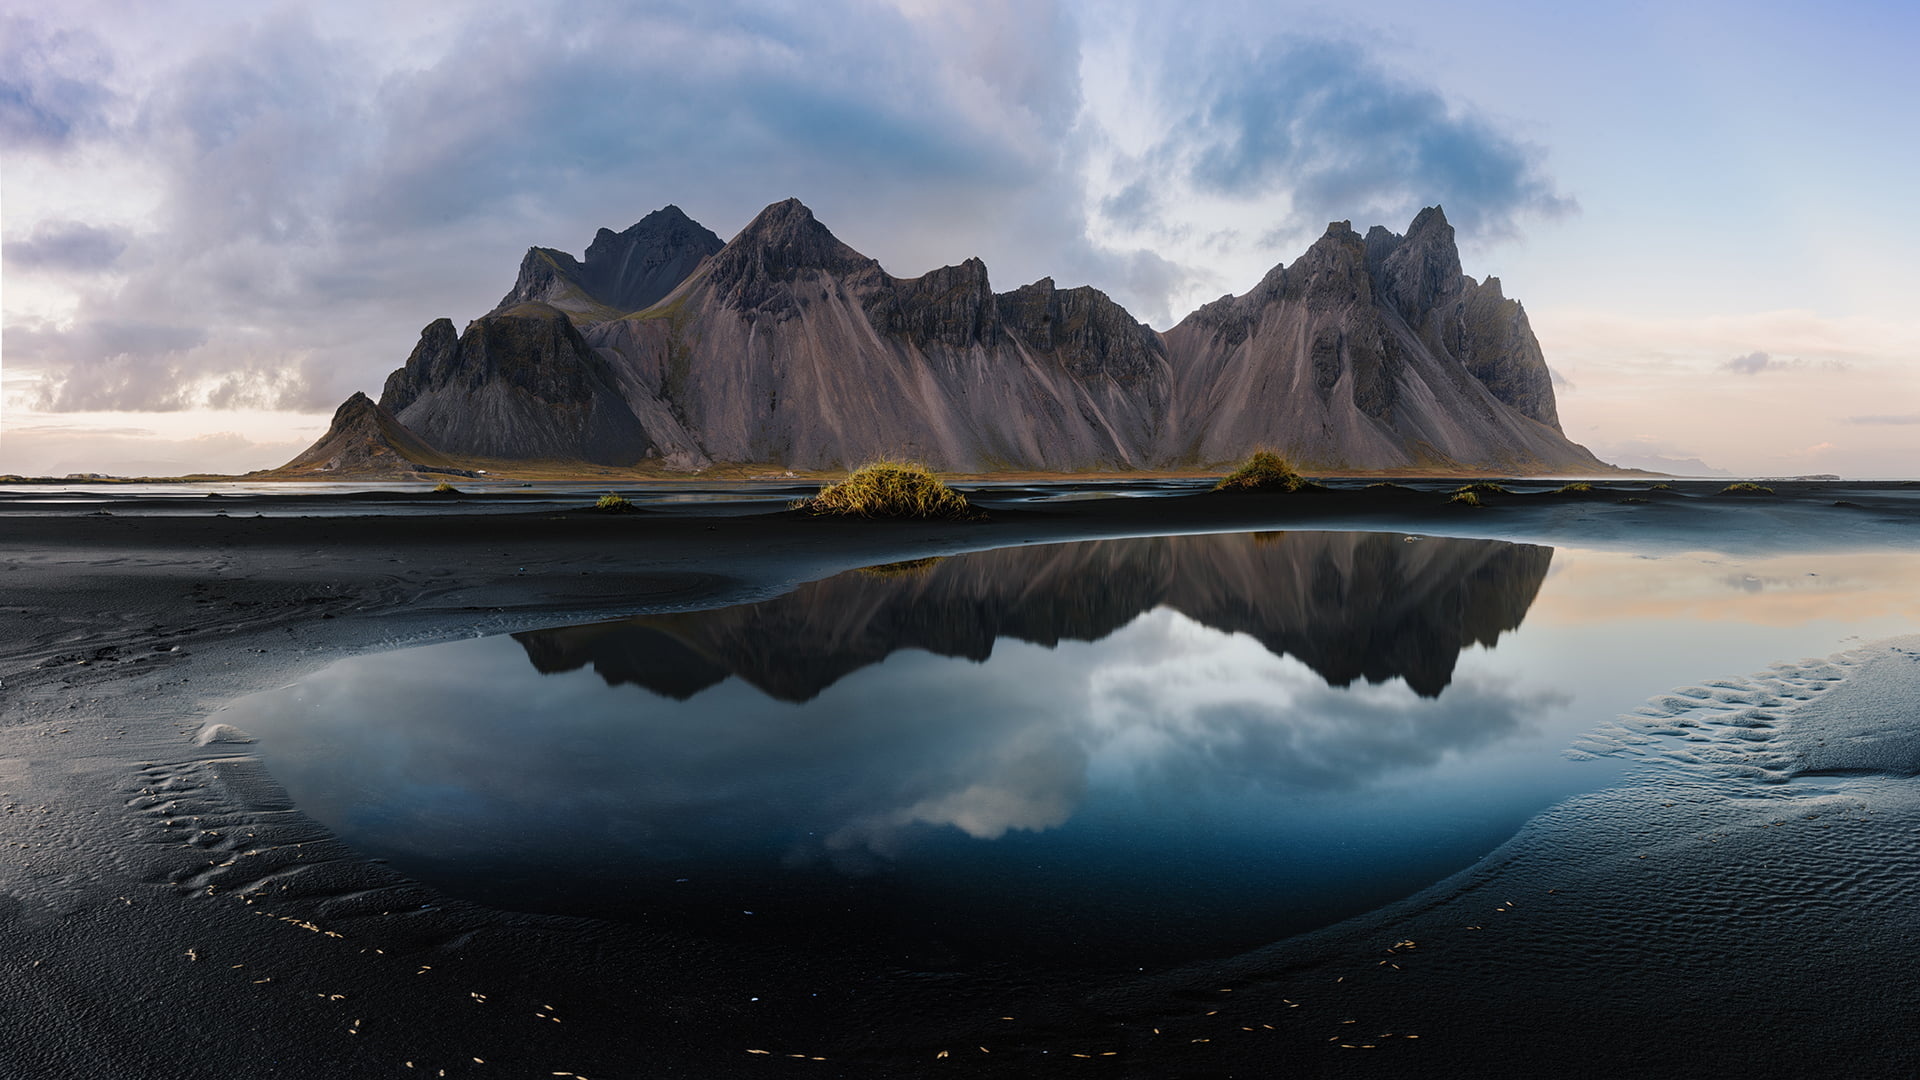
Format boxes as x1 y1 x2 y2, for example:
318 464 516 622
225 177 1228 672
1158 209 1599 471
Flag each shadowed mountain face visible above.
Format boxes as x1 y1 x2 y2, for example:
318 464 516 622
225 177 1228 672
514 531 1553 701
378 304 653 464
494 205 724 322
341 198 1603 473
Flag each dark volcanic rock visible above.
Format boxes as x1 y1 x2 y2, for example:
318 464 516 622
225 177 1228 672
495 206 723 322
702 198 883 313
995 277 1167 382
379 304 653 465
274 392 464 477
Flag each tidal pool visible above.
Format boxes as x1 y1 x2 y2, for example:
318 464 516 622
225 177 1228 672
217 532 1920 970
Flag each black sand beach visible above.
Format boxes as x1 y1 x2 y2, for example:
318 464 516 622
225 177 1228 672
2 479 1917 1078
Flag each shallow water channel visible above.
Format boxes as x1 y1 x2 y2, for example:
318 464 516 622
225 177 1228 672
218 531 1920 970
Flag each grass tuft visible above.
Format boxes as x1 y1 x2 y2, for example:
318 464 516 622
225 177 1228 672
1453 482 1510 496
1213 451 1322 493
856 557 946 578
795 462 977 519
1717 482 1775 496
1448 490 1484 508
594 492 637 513
1554 481 1596 494
430 482 461 495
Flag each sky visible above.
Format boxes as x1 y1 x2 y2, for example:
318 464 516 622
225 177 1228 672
3 0 1915 478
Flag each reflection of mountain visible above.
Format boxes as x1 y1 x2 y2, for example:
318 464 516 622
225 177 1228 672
515 532 1551 701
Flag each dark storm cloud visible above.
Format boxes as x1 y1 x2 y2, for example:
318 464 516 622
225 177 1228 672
0 16 117 150
1105 33 1572 248
5 220 128 271
17 0 1096 411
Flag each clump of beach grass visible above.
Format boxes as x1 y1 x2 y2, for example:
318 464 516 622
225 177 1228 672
1717 482 1775 496
795 462 976 519
1213 450 1322 493
429 482 461 496
1555 481 1596 494
594 492 637 512
1453 482 1510 496
1448 490 1484 508
856 556 946 578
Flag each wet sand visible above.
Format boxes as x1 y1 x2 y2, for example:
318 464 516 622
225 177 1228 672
2 480 1917 1077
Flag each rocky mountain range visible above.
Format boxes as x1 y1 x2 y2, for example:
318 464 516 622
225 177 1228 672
277 199 1606 475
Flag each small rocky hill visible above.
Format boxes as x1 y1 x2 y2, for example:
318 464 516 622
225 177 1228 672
269 392 470 478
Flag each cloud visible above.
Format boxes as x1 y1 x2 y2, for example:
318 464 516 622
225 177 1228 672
4 220 128 271
1190 39 1571 233
5 2 1576 413
0 423 313 476
1085 31 1572 265
1721 350 1850 376
1846 414 1920 425
0 15 117 151
7 1 1098 412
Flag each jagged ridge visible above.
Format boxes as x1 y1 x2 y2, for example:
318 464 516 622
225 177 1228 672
317 197 1605 474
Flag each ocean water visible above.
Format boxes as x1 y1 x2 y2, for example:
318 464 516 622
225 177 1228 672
215 531 1920 970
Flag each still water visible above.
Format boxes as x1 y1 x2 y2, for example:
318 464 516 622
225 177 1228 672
218 532 1920 969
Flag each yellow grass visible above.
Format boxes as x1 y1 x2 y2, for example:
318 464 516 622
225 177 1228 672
1214 451 1320 493
795 462 976 519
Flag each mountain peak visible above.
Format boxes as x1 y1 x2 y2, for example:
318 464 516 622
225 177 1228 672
1375 205 1464 321
705 198 878 310
499 206 723 319
1406 205 1450 235
730 198 857 257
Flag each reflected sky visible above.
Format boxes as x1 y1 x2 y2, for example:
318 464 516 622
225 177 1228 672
218 534 1920 968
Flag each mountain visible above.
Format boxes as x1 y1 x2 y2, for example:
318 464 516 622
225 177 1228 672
494 205 724 324
268 392 470 478
579 198 1171 470
379 306 653 465
333 198 1608 474
514 531 1554 701
1157 209 1582 469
